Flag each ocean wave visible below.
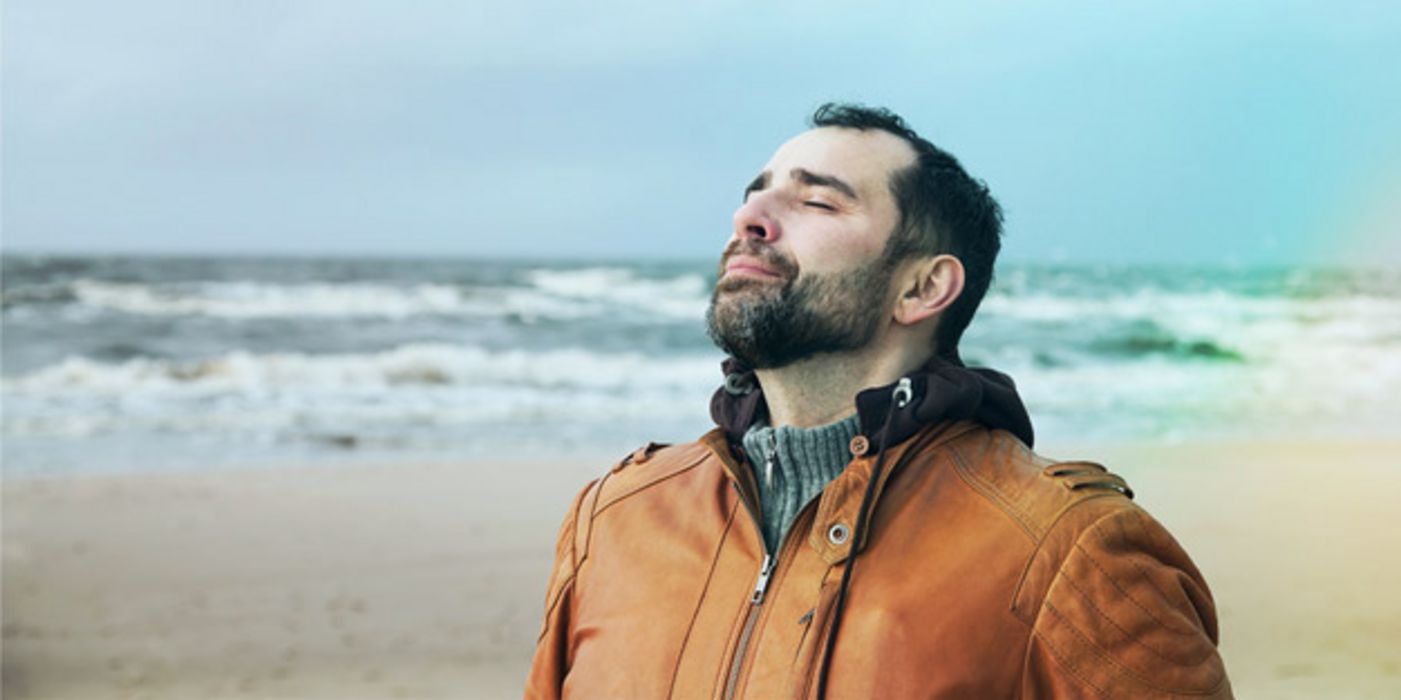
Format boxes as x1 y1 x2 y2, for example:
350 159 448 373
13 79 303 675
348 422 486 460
2 268 711 322
63 280 470 318
524 267 709 318
3 344 722 395
978 290 1401 361
983 289 1264 322
6 342 1400 445
1086 329 1245 362
1 344 724 439
0 283 77 308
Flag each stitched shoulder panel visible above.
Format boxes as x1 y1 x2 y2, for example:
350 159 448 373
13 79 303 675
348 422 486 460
1024 505 1229 698
946 430 1150 630
950 429 1135 542
594 440 714 512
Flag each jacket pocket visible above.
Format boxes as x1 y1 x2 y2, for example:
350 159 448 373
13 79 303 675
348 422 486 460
787 576 842 700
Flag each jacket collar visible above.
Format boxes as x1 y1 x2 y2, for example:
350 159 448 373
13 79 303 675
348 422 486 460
709 354 1035 454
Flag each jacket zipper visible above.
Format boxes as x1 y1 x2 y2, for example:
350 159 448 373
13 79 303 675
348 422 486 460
723 383 928 699
722 489 820 700
722 392 941 697
722 552 775 700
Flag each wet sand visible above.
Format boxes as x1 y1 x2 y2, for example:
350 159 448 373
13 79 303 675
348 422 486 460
4 441 1399 698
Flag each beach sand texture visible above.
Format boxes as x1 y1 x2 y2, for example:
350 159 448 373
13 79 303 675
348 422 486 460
4 441 1400 699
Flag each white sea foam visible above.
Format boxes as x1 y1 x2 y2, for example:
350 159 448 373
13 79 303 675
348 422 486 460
42 268 711 321
5 344 720 395
528 267 706 303
978 286 1401 438
445 267 711 322
1 344 723 438
986 289 1401 325
468 268 708 322
981 290 1401 359
7 330 1401 445
983 289 1295 323
69 280 470 319
8 262 1401 452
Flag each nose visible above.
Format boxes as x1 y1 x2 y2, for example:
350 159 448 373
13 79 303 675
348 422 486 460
731 194 782 244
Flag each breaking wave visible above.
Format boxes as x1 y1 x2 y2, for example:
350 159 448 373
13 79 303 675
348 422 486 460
4 344 721 396
1 344 723 445
1 267 710 322
5 257 1400 471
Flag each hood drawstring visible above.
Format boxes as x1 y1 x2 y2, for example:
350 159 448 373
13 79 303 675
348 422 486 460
814 377 913 700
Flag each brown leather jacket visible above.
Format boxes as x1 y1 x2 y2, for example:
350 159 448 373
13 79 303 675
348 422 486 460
525 360 1231 699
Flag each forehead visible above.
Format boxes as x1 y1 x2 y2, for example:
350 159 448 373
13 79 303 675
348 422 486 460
764 127 917 198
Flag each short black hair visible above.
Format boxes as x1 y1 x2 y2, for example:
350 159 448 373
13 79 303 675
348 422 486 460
810 102 1003 364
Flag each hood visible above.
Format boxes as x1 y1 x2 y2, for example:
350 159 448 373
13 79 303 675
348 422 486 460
710 355 1035 452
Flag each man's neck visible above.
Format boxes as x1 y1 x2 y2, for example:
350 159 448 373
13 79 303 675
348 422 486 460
755 342 929 429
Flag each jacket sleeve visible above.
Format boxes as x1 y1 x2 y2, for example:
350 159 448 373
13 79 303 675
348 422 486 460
523 479 599 700
1021 505 1232 699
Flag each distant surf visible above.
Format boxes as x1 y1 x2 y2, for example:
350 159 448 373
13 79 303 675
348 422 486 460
3 255 1398 474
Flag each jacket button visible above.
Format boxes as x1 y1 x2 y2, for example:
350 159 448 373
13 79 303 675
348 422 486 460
827 523 850 545
848 435 870 457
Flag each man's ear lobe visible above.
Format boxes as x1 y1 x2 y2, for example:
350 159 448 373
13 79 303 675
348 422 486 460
894 255 965 326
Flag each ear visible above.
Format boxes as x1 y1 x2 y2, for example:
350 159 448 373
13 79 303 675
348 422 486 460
892 254 965 327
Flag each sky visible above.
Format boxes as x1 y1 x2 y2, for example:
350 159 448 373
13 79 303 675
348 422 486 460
3 0 1400 265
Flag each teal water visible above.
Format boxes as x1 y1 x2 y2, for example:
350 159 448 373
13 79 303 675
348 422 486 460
3 255 1399 474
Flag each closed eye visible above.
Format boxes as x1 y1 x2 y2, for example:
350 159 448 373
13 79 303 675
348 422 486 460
804 201 836 211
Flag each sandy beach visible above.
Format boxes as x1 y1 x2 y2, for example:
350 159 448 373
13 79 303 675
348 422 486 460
4 440 1399 699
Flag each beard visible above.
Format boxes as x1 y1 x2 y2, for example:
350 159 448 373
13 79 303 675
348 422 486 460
705 242 897 370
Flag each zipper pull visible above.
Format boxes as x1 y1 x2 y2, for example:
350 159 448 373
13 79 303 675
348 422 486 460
750 554 776 605
764 433 777 489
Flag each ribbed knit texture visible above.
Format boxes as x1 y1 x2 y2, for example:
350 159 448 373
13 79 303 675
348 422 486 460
740 413 861 554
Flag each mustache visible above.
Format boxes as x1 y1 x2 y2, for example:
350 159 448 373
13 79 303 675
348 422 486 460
718 240 799 279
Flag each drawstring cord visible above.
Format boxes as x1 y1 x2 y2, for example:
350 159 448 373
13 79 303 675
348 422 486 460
814 378 912 700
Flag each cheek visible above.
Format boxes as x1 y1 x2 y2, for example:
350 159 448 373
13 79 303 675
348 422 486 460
792 220 889 274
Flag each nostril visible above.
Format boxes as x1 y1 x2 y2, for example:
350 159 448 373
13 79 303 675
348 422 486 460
734 210 779 242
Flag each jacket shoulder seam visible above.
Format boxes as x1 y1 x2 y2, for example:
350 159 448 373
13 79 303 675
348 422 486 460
945 432 1139 629
1008 493 1127 625
593 447 712 517
947 435 1042 543
536 571 576 644
537 476 600 644
574 473 609 569
1079 509 1213 639
949 432 1133 542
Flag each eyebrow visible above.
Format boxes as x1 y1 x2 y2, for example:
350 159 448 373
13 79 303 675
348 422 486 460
742 168 859 201
743 171 770 200
791 168 858 201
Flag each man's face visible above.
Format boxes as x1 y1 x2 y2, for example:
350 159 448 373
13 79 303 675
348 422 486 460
706 127 916 369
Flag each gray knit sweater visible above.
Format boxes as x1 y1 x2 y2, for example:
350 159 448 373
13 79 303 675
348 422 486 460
740 414 861 555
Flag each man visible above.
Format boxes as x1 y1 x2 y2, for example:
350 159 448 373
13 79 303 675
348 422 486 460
525 104 1231 699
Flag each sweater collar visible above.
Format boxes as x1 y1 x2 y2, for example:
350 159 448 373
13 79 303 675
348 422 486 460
741 413 861 474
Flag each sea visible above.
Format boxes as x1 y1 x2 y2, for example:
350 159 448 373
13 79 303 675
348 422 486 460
3 255 1399 475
